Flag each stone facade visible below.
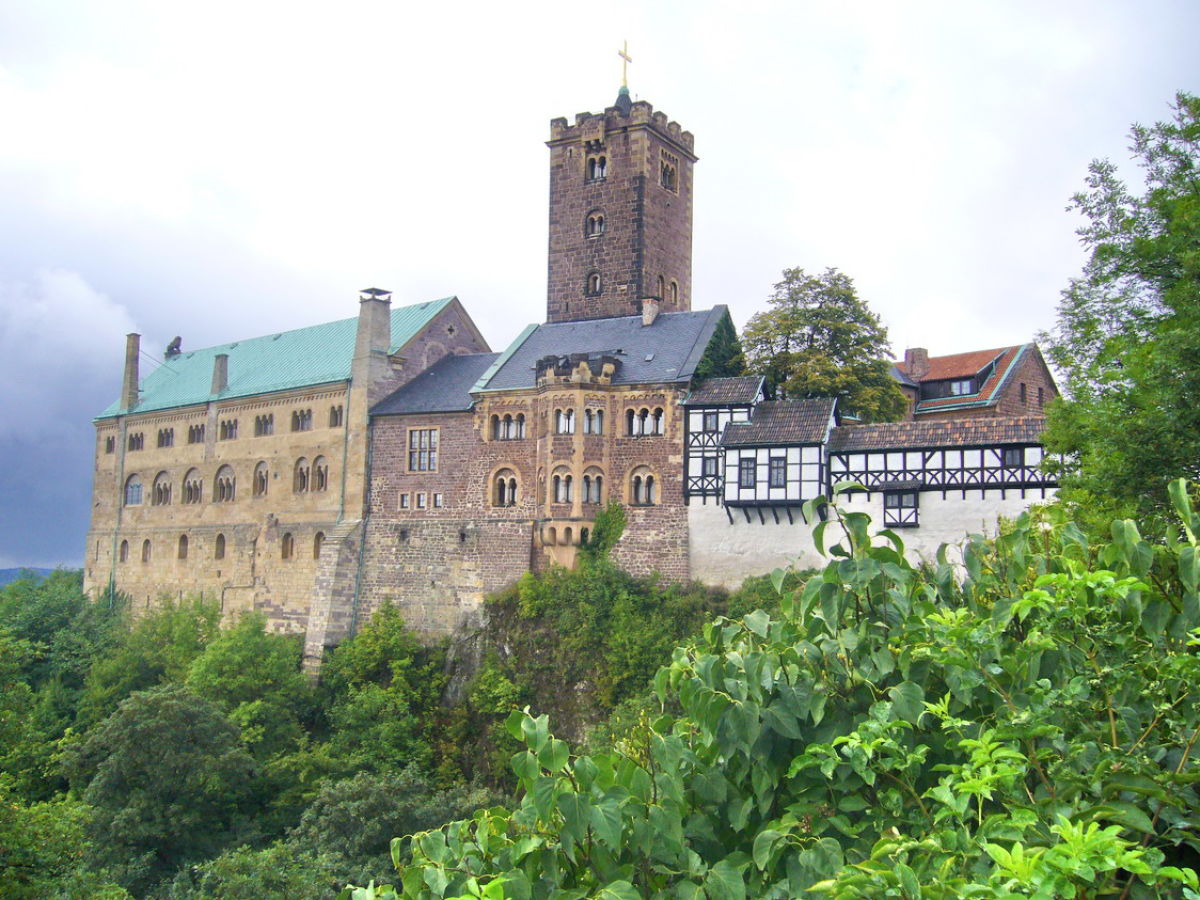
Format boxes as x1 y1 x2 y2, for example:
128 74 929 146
546 92 695 323
85 296 489 635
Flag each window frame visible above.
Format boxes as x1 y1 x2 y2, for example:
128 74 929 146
738 457 756 489
407 428 439 473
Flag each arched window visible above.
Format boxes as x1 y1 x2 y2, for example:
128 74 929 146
555 409 575 435
177 534 188 560
254 414 274 437
329 405 344 428
493 468 518 507
491 414 501 440
214 466 235 502
585 272 602 296
291 409 313 432
313 456 329 492
281 532 294 560
553 469 573 503
124 474 143 506
583 467 604 504
294 457 310 493
631 466 658 506
652 407 664 435
183 469 202 504
586 212 605 237
152 471 171 506
141 539 152 563
253 462 269 498
593 409 603 434
313 532 325 559
214 533 226 560
656 275 665 299
586 155 607 181
119 540 129 563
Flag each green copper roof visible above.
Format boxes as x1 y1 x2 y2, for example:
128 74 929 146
97 297 454 419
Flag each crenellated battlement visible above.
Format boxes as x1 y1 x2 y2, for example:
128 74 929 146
548 98 695 157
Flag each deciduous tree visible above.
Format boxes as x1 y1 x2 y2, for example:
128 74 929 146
1042 91 1200 528
742 267 906 421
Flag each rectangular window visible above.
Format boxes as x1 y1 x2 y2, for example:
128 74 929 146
702 456 718 477
1037 386 1045 408
768 457 786 488
703 411 719 432
883 491 919 528
738 457 756 489
407 428 439 472
433 493 443 508
416 493 427 509
1019 382 1027 404
1002 447 1024 467
399 493 410 509
949 379 973 396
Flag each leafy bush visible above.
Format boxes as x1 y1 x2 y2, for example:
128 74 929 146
369 482 1200 900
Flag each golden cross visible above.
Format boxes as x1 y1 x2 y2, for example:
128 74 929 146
618 40 632 88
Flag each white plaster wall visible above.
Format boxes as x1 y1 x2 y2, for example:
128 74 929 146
688 503 829 587
689 487 1056 588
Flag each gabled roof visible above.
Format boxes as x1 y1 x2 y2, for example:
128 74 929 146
911 345 1027 415
897 346 1014 382
372 352 500 416
475 307 729 392
721 398 837 447
682 375 764 406
97 298 455 419
828 416 1047 452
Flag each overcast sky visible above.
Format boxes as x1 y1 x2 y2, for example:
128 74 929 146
0 0 1196 568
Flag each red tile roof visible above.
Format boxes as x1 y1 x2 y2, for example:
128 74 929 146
896 346 1014 382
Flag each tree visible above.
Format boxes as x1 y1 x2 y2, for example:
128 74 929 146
742 267 906 421
63 684 258 895
692 310 746 380
186 611 312 760
1042 92 1200 529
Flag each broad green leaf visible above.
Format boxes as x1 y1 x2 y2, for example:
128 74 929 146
889 680 925 724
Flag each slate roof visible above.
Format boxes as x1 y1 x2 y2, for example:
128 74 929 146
721 398 837 447
475 307 729 392
828 416 1048 452
682 375 764 406
372 352 500 416
97 298 455 419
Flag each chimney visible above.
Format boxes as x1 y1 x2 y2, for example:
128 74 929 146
904 347 930 380
353 287 394 406
641 297 660 327
211 353 229 394
122 333 140 411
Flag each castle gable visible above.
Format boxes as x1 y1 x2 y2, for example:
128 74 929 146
477 307 727 392
95 297 455 419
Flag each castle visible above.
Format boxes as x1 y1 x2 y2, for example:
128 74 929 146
84 86 1058 665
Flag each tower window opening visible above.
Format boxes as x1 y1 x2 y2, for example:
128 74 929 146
586 213 605 237
585 272 602 296
586 155 607 182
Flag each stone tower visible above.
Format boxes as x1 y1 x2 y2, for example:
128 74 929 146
546 87 696 323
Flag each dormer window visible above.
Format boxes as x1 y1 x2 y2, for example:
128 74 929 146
949 379 973 396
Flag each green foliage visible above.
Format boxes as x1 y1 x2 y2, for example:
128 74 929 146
63 683 259 896
693 310 746 380
0 777 130 899
163 841 346 900
578 501 627 564
186 611 311 760
742 267 906 421
76 597 222 730
379 483 1200 900
320 603 448 776
1043 92 1200 530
